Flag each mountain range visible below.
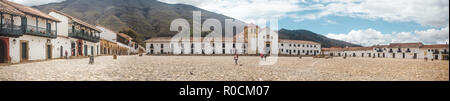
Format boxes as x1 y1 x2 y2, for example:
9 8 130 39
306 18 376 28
34 0 360 48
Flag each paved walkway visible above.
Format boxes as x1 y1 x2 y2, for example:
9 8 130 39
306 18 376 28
0 56 448 81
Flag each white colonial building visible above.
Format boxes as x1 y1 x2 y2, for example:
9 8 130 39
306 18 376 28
279 40 321 56
116 33 133 55
1 0 60 63
322 42 449 60
145 26 321 56
49 9 101 58
420 44 449 60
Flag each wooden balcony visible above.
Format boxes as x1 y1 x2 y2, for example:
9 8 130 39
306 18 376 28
69 29 99 42
0 23 23 37
25 25 56 38
442 51 449 54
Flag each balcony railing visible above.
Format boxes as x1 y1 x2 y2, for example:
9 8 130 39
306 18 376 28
442 51 449 54
0 23 24 37
25 25 56 38
433 51 440 54
376 49 383 52
69 29 99 42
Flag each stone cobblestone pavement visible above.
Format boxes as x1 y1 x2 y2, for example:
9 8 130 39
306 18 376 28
0 56 448 81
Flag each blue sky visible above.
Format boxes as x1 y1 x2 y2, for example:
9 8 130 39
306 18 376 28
280 15 433 34
157 0 449 46
10 0 449 46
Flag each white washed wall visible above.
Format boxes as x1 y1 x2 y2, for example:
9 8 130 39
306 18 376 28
235 43 245 54
203 42 214 55
13 16 21 26
9 35 51 63
51 37 71 59
49 12 70 37
26 15 35 26
419 48 449 60
193 42 202 54
146 41 250 55
278 42 321 55
224 42 234 54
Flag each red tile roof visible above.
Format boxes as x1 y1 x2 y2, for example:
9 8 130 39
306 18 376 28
51 9 101 32
322 47 345 51
388 42 423 48
322 47 373 51
421 44 449 48
279 40 320 45
2 0 60 22
323 43 447 51
0 1 25 16
145 37 173 42
371 45 389 48
117 33 133 40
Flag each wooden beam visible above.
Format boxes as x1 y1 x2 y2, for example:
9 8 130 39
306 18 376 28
20 16 24 32
55 22 58 36
35 16 38 32
46 19 49 34
10 15 13 31
1 13 3 32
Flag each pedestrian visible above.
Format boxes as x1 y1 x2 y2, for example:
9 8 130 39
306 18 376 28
264 54 268 61
234 54 239 65
65 51 68 59
260 53 264 61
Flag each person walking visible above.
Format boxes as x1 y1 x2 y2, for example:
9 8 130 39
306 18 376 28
264 54 268 61
234 54 239 65
260 53 264 61
65 51 68 59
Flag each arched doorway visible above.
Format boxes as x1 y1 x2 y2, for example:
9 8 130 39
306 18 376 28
60 46 63 58
91 46 94 56
0 40 7 63
84 45 88 56
71 42 76 56
46 45 52 59
266 43 271 54
77 41 83 56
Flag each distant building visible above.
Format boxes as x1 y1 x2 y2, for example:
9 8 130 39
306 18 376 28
421 44 449 60
322 42 449 60
279 40 321 56
97 26 119 55
145 26 321 56
116 33 133 55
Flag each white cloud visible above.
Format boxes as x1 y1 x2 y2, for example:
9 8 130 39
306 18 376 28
159 0 303 24
9 0 449 45
299 0 449 27
415 25 450 44
326 26 450 46
326 28 393 46
8 0 65 6
10 0 449 27
159 0 449 45
159 0 449 28
327 20 337 24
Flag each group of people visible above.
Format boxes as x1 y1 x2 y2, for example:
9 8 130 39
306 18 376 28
260 53 268 61
233 53 270 65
